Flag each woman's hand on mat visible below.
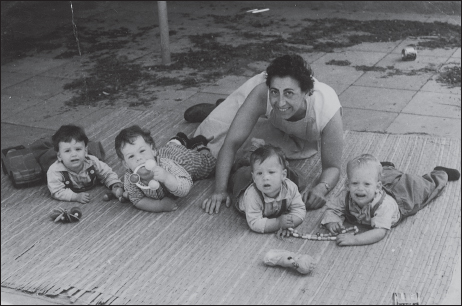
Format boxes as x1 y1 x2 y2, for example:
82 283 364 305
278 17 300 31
73 192 90 204
325 222 345 235
302 186 326 210
202 191 230 214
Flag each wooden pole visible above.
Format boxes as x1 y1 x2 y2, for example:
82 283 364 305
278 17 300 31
157 1 171 65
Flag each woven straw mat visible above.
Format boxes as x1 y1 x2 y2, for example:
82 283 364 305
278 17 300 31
1 108 460 305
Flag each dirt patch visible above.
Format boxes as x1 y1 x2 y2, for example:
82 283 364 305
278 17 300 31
326 59 352 66
436 65 461 87
289 19 460 52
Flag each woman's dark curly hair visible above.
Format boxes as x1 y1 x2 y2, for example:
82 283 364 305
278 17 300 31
266 54 314 93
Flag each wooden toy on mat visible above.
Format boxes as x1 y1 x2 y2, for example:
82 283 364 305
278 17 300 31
129 159 160 190
288 226 358 241
49 207 82 223
263 249 316 274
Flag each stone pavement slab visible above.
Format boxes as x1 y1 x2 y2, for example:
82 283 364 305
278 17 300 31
4 94 116 131
1 75 69 102
0 72 32 90
309 64 363 86
40 59 90 80
452 48 461 58
354 70 434 91
0 56 69 75
201 75 251 95
344 41 403 53
386 113 461 138
339 86 416 112
402 92 461 119
342 108 398 132
375 53 450 70
315 50 388 67
0 123 53 149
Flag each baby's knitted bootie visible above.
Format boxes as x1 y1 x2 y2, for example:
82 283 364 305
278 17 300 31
188 135 210 150
263 249 316 275
434 166 460 181
169 132 190 147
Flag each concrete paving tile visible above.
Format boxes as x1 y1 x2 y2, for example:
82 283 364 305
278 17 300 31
328 82 351 96
299 52 327 64
124 89 199 111
421 59 461 95
342 108 398 132
247 61 270 73
414 48 458 58
354 71 433 91
451 48 461 58
2 92 114 130
420 78 461 95
344 41 403 53
375 53 448 71
340 86 416 112
1 72 33 90
200 75 250 95
401 92 461 119
391 39 457 58
40 59 91 80
1 123 54 149
386 113 461 138
311 64 363 86
1 94 43 119
0 56 70 75
1 75 68 102
315 50 388 67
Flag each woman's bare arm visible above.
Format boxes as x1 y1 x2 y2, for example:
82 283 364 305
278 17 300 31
303 109 343 209
202 83 268 214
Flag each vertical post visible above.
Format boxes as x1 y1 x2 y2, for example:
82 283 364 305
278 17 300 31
157 1 171 65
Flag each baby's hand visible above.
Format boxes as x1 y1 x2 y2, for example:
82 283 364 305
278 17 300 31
325 222 345 235
336 233 356 246
278 214 294 229
75 192 90 204
152 166 169 183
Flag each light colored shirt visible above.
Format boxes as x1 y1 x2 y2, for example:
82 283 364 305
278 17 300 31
124 156 193 206
240 178 306 233
47 155 121 202
321 188 401 230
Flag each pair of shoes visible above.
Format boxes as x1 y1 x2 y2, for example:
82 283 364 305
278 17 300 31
183 98 226 123
434 166 460 181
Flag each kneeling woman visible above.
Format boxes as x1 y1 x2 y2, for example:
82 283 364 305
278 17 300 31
194 54 343 214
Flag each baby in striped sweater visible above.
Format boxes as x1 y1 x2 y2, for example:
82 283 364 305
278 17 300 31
115 125 216 212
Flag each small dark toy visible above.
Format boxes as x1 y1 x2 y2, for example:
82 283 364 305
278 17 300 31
50 207 82 223
1 145 44 188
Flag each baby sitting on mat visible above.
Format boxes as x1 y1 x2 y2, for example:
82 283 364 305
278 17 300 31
321 153 460 246
114 125 216 212
234 144 306 236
